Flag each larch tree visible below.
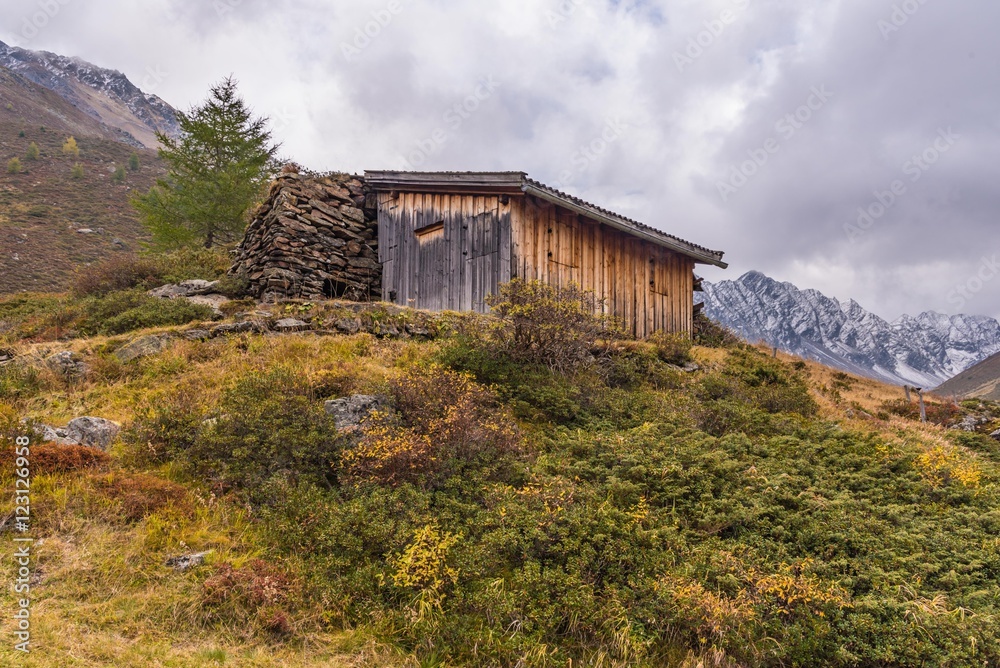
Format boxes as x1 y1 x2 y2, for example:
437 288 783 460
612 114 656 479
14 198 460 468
133 77 280 249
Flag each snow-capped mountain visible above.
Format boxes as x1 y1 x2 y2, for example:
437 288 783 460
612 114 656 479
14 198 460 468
0 40 179 148
701 271 1000 388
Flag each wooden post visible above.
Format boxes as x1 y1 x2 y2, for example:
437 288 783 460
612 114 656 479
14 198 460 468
916 388 927 423
772 346 778 358
904 385 911 402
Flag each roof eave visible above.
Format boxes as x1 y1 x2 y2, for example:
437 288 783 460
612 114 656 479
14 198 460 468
521 183 728 268
364 171 527 195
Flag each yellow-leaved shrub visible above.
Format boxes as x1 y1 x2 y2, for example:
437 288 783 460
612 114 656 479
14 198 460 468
342 365 521 488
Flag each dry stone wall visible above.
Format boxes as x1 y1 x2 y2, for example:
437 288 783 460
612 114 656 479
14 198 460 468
230 171 380 301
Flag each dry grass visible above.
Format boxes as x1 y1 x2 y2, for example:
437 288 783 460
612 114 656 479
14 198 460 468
12 330 427 428
0 466 406 667
1 325 991 666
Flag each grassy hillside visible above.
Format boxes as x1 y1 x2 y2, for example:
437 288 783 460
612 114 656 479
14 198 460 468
936 351 1000 401
0 68 163 294
1 283 1000 667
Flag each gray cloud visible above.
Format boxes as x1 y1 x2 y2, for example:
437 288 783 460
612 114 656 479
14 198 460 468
1 0 997 320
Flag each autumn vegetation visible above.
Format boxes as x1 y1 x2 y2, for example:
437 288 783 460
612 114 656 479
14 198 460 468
1 280 1000 666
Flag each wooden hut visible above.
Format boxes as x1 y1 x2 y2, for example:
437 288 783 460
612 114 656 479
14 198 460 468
366 171 727 337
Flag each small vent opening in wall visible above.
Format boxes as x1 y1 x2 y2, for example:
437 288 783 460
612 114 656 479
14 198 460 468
415 220 445 242
323 278 351 299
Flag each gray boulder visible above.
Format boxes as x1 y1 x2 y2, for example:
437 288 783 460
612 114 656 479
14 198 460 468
991 429 1000 442
114 334 174 363
165 551 212 571
149 279 220 299
210 321 267 337
334 318 361 335
46 351 88 379
148 284 190 299
179 279 220 296
34 424 79 446
182 329 212 341
274 318 310 332
954 414 990 432
324 394 387 430
404 323 432 338
65 417 121 450
374 323 400 338
185 294 230 316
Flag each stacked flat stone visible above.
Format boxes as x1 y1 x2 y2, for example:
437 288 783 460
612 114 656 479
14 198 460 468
230 172 380 301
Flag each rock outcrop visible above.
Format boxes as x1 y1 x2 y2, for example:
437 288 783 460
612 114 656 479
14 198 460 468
114 334 175 364
33 416 121 450
148 280 230 317
230 171 380 302
324 394 387 431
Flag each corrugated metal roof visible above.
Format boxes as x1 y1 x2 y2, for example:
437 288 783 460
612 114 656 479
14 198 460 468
364 170 727 268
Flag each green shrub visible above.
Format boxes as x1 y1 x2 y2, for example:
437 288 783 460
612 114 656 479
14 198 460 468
77 290 213 336
112 165 126 182
693 312 741 347
694 348 817 436
602 340 688 391
214 272 250 299
436 335 586 424
259 482 433 627
648 330 693 365
71 162 84 179
73 255 164 297
153 247 232 283
120 389 205 467
25 142 39 160
187 367 343 502
128 152 140 171
6 157 22 174
486 279 614 372
0 293 66 341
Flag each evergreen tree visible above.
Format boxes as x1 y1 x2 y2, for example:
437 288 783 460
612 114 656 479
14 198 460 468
71 162 84 179
133 77 280 249
128 152 140 171
25 142 39 160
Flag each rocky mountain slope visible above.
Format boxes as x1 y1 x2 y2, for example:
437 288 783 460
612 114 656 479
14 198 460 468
0 40 179 148
935 350 1000 400
0 59 164 294
701 271 1000 388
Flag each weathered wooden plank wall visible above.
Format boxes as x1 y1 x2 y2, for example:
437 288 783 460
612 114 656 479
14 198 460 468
508 195 694 337
378 190 694 336
377 191 508 313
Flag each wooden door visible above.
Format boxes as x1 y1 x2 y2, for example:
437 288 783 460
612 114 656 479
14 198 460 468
462 197 501 313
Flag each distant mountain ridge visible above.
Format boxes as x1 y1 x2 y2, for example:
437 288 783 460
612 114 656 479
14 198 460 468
0 39 179 148
701 271 1000 388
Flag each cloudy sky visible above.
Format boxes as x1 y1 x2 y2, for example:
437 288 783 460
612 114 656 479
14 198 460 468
2 0 998 320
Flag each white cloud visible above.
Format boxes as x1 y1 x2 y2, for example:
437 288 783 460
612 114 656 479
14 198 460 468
0 0 997 319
